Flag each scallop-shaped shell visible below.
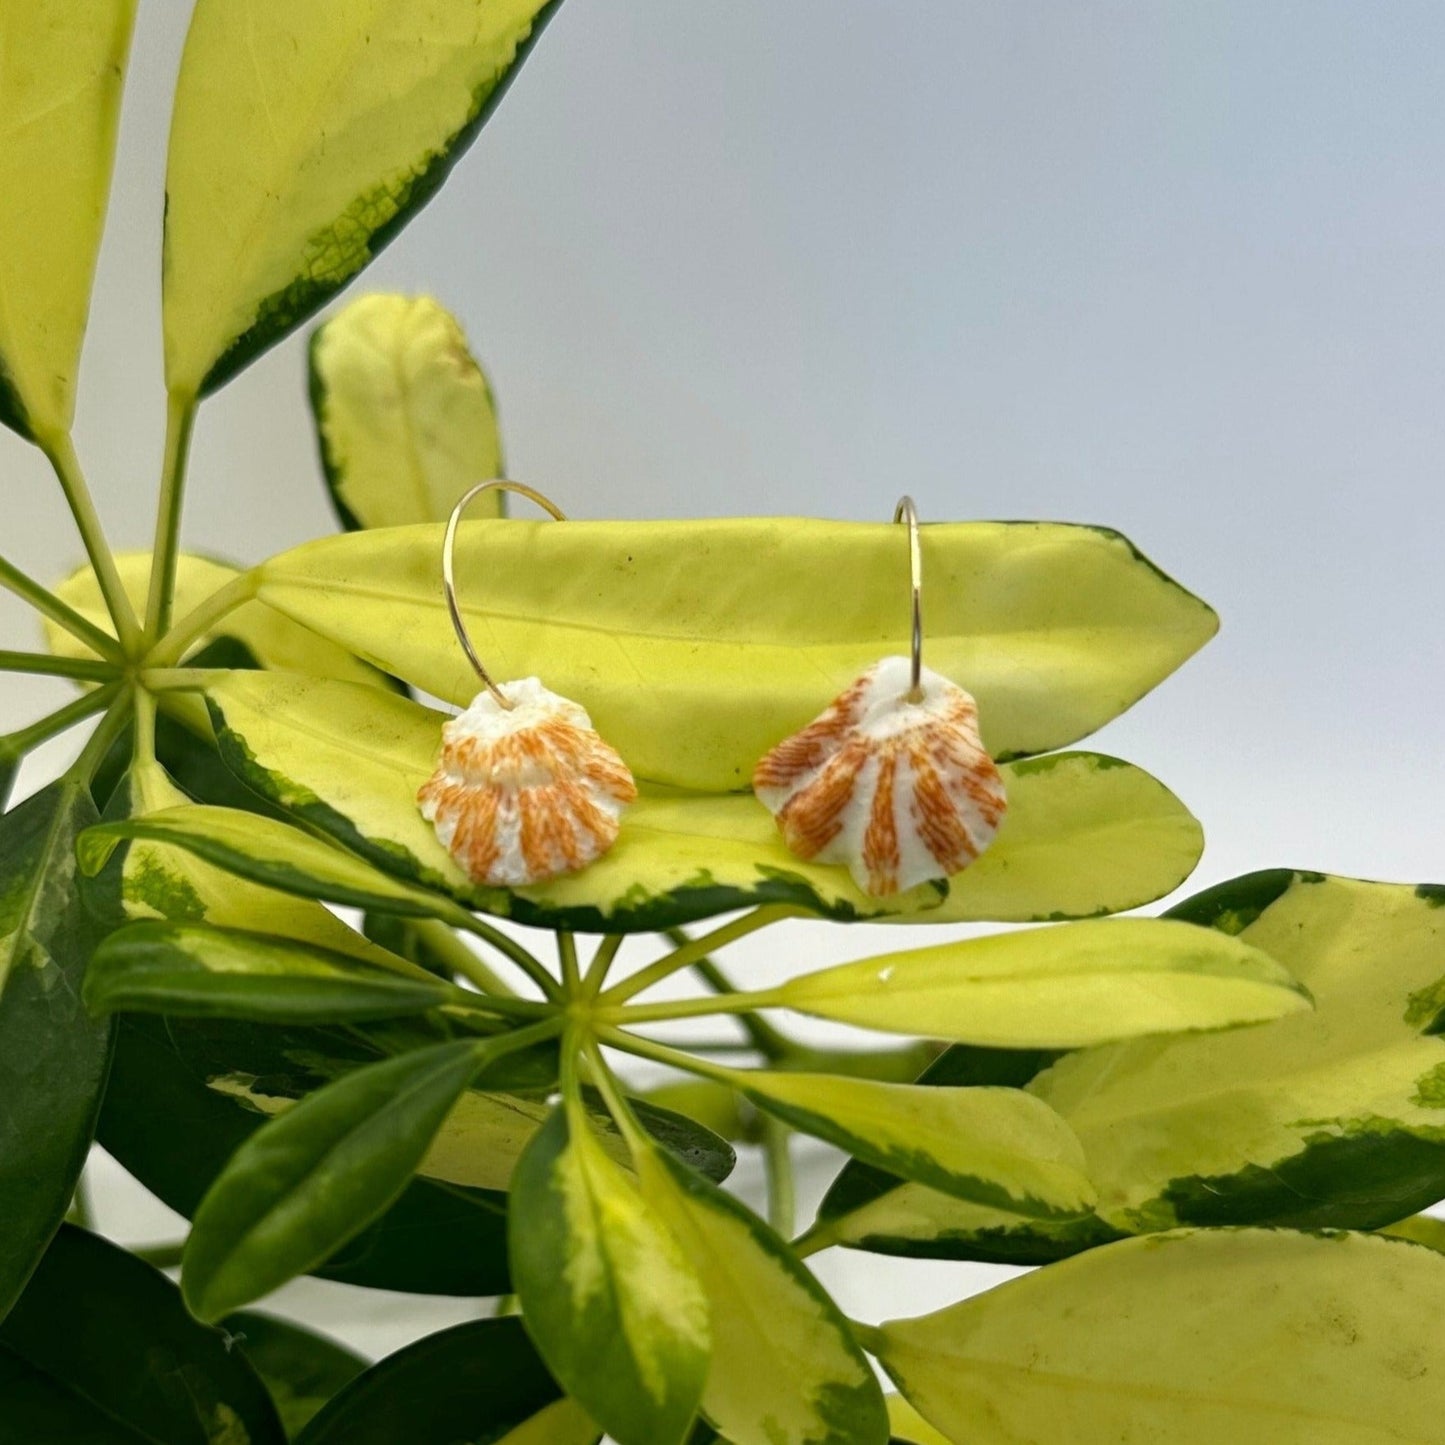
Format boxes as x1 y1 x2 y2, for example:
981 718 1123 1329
753 656 1007 897
417 677 638 887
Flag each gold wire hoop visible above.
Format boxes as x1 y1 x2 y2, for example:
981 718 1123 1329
893 495 924 701
442 480 567 711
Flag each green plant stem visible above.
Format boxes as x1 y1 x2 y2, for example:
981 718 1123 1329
3 684 122 755
481 1016 566 1059
557 933 580 993
559 1024 585 1110
139 667 230 693
583 1042 654 1156
789 1221 836 1260
601 906 798 1005
583 934 624 997
132 687 157 768
0 553 123 661
761 1115 796 1237
145 569 258 667
670 929 795 1062
446 910 560 1001
39 432 141 653
410 918 517 997
144 389 198 639
607 989 778 1027
596 1024 736 1087
846 1319 885 1355
443 991 554 1023
447 974 553 1019
656 1039 763 1055
0 650 119 682
66 690 136 786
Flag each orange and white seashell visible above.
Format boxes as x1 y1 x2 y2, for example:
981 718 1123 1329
418 678 638 887
753 655 1007 897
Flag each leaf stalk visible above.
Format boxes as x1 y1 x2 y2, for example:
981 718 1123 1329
602 906 798 1005
66 689 136 785
0 650 119 682
144 389 198 638
145 568 259 668
40 431 141 652
3 683 122 756
0 553 124 661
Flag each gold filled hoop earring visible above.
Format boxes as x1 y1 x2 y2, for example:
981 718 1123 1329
752 495 1007 897
417 482 638 887
893 494 925 703
441 481 565 709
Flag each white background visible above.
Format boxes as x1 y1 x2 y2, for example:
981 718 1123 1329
4 2 1443 1361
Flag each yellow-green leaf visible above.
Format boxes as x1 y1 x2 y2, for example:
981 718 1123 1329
874 1229 1445 1443
642 1080 749 1146
80 796 471 931
493 1399 599 1444
85 769 425 974
199 670 1202 932
730 1072 1094 1219
922 749 1200 925
1028 872 1445 1235
635 1145 888 1445
252 517 1218 789
163 0 561 396
0 2 136 440
46 551 382 690
807 1185 1124 1266
773 917 1311 1048
826 879 1445 1264
884 1397 949 1445
1378 1213 1445 1253
310 293 504 531
509 1106 710 1445
85 919 453 1023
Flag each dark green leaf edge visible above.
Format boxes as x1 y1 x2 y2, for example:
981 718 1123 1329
84 919 455 1024
0 357 32 443
741 1080 1089 1223
816 1048 1064 1223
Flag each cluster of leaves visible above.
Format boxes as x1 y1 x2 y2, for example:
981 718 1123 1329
2 4 1444 1443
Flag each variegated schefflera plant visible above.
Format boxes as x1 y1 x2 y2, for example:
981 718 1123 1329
2 5 1445 1445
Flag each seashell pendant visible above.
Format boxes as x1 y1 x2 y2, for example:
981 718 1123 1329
753 656 1007 897
418 677 638 887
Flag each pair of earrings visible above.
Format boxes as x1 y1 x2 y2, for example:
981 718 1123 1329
417 485 1007 898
